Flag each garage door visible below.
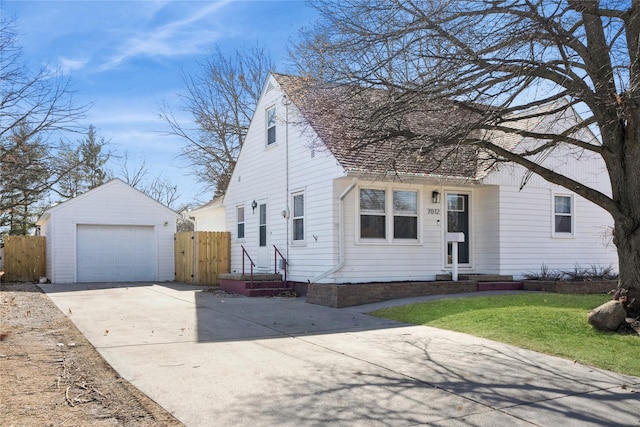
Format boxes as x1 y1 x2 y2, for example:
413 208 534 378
77 225 156 282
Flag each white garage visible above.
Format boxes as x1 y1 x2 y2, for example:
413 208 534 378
37 179 178 284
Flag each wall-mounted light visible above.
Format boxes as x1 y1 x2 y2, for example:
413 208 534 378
432 190 440 204
251 200 257 213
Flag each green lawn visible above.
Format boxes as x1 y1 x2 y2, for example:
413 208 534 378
371 293 640 377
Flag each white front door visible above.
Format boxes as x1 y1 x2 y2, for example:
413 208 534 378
257 201 269 270
446 193 470 265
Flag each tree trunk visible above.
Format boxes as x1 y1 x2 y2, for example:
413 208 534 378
613 216 640 316
613 194 640 314
603 95 640 316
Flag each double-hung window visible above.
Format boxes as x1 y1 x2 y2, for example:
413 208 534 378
360 189 386 239
292 193 304 241
236 206 245 239
266 106 276 146
393 190 418 239
554 195 573 235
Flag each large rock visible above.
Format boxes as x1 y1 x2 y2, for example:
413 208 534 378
588 300 627 331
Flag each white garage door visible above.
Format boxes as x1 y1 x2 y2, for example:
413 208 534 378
77 225 156 282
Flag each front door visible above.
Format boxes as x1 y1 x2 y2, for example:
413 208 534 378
446 193 470 265
257 201 269 270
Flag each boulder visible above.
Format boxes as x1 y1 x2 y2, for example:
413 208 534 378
588 300 627 331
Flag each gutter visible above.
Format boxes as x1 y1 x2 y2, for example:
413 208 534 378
311 177 358 283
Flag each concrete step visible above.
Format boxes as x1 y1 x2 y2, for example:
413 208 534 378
436 274 514 282
246 287 297 297
220 278 294 297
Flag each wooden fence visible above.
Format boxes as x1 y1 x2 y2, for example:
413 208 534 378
3 236 46 282
175 231 230 285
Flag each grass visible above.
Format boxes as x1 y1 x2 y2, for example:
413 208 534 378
371 293 640 377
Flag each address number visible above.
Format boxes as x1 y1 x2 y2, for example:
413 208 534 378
427 209 440 215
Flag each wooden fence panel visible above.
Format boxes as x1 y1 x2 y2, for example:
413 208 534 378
174 232 195 283
4 236 46 282
175 231 230 285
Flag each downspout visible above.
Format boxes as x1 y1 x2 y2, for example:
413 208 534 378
284 95 290 262
311 177 358 283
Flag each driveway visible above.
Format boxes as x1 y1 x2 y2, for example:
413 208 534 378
42 282 639 427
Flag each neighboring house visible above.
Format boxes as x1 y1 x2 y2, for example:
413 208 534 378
215 72 617 284
37 179 178 284
189 197 225 231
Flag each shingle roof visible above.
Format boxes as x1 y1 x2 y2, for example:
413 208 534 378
273 73 499 181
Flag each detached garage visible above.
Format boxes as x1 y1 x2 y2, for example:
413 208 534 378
37 179 178 284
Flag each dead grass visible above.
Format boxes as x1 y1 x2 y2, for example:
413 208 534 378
0 282 183 426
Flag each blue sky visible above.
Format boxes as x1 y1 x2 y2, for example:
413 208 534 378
3 0 317 206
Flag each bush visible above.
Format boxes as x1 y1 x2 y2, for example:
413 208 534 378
523 263 618 281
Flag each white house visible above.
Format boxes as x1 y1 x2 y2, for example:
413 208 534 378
37 179 178 284
217 73 617 285
189 197 225 231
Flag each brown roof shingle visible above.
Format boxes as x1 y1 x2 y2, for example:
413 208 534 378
273 73 495 180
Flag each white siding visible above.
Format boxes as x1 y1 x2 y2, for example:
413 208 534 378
474 186 501 273
484 151 617 277
492 185 617 277
331 181 445 283
38 180 177 284
224 75 346 281
191 206 225 231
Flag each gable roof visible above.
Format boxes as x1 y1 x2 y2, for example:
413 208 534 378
37 178 177 224
272 73 576 182
190 196 224 215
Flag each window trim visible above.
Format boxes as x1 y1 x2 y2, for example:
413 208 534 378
266 106 276 146
236 205 245 240
357 186 421 245
292 191 305 244
552 193 575 237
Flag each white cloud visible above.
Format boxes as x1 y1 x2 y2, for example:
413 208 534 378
99 1 232 71
57 56 88 74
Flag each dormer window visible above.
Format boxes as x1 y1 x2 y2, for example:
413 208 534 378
266 106 276 145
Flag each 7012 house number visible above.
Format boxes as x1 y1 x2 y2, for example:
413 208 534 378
427 209 441 215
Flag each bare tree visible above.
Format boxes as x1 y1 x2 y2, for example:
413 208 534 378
160 44 274 197
0 121 50 234
0 14 88 234
294 0 640 306
115 153 180 210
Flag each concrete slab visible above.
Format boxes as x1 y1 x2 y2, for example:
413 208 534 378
42 282 640 427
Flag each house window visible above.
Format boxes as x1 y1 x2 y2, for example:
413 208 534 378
447 194 465 212
360 189 386 239
259 203 267 246
554 195 573 234
292 193 304 241
393 191 418 239
266 106 276 145
236 206 245 239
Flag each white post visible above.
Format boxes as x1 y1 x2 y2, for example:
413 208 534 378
446 232 465 282
451 241 459 281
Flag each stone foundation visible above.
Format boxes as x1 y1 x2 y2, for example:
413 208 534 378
306 281 476 308
521 280 618 294
306 279 620 308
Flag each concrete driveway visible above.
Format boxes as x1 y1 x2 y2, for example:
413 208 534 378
42 282 639 427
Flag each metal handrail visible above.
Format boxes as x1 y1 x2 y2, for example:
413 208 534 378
273 245 288 284
241 245 255 285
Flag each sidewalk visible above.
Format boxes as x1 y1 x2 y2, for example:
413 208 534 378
42 282 640 426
